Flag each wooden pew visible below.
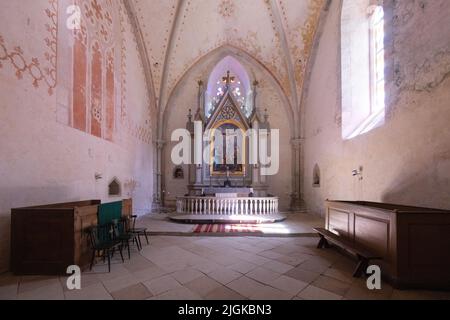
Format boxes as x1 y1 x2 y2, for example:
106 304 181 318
324 200 450 290
314 227 382 278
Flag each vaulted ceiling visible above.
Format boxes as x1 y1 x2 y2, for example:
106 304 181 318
127 0 326 112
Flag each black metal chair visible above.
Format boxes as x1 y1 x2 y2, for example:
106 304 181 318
128 215 149 247
112 218 141 259
87 224 124 272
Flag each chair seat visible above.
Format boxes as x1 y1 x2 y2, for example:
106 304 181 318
130 227 147 233
116 234 133 241
94 240 120 250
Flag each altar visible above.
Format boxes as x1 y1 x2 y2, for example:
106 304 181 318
169 70 285 223
203 187 252 197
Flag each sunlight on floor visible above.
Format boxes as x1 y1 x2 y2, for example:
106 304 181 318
223 224 292 235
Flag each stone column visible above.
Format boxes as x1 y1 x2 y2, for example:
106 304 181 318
188 132 196 187
290 138 305 212
252 80 259 116
251 109 260 187
194 80 205 188
194 122 203 186
198 80 205 118
153 139 165 210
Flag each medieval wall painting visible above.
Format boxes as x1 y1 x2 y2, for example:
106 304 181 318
72 0 116 142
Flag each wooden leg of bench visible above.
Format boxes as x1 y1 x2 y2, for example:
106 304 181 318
353 256 369 278
317 235 330 249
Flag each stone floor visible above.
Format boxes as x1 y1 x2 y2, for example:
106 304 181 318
140 212 323 236
1 231 450 300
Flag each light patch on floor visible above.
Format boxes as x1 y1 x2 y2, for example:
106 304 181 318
140 212 324 236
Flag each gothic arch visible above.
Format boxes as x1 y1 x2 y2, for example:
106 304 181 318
161 45 296 139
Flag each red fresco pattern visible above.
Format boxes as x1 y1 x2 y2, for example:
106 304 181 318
0 0 57 95
90 41 103 138
105 49 115 142
0 0 152 145
73 25 88 132
72 0 114 140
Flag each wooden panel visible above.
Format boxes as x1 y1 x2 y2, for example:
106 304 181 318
327 208 350 238
326 200 450 289
354 214 390 257
122 198 133 219
74 205 98 269
29 200 100 209
11 200 101 275
12 210 74 275
401 223 450 287
408 224 450 267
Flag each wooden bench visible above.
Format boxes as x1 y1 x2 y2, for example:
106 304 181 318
314 228 382 278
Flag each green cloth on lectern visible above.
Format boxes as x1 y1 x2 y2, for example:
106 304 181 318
98 201 122 225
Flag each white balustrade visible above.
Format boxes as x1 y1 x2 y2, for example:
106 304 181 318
176 196 279 216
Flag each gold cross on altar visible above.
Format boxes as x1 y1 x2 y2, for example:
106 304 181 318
222 71 235 87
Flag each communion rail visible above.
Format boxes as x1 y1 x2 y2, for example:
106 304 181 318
176 196 279 216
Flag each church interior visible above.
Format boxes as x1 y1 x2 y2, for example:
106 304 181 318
1 0 450 301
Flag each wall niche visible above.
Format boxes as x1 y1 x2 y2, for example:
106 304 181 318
313 164 321 188
173 166 184 180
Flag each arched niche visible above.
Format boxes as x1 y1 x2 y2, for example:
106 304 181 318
313 164 321 188
173 166 185 180
108 177 121 197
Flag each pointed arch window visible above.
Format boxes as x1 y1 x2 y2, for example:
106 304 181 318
212 73 246 110
205 56 252 118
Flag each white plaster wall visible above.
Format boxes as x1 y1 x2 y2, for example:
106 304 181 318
303 0 450 215
0 1 154 273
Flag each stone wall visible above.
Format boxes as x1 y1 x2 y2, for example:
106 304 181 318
302 0 450 215
0 0 155 272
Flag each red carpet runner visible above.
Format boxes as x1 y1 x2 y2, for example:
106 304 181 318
193 224 264 234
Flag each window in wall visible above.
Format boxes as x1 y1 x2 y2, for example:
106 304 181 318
211 76 246 111
341 1 386 140
369 6 385 121
205 56 252 119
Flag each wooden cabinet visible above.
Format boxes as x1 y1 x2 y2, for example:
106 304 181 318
325 201 450 290
11 200 100 275
122 198 132 219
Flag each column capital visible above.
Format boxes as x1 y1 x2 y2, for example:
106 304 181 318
291 138 304 150
155 140 166 150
